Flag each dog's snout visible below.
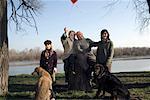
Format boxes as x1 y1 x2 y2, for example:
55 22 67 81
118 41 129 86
32 71 38 76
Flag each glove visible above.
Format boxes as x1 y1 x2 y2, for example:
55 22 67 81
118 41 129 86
72 71 76 75
54 67 57 73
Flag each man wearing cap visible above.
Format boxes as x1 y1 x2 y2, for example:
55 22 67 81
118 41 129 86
40 40 57 83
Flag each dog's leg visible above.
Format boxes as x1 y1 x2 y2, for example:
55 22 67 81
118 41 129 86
94 88 101 98
100 84 105 98
111 92 118 100
95 91 100 98
100 90 105 98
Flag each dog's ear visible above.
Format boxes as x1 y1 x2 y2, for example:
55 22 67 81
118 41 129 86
94 64 101 76
100 65 105 72
103 65 109 72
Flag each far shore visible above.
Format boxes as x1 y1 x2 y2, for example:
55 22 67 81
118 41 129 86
9 60 63 67
9 56 150 67
113 55 150 61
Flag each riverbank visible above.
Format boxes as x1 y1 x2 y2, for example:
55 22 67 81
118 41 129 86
1 71 150 100
9 56 150 66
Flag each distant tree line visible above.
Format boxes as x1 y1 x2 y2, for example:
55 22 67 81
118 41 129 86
114 47 150 57
9 47 41 62
9 47 150 62
9 47 63 62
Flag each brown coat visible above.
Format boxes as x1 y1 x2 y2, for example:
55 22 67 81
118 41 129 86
61 33 74 60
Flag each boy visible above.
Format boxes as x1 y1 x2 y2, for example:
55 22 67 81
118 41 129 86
40 40 57 83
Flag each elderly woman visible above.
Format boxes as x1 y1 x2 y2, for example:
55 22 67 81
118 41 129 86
73 31 96 92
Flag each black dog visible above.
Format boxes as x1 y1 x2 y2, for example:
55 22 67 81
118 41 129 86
93 64 130 100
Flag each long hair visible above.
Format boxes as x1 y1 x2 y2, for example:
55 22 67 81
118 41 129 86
68 30 75 36
68 30 76 40
100 29 110 40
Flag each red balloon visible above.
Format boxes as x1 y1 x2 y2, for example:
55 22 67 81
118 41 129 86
71 0 78 4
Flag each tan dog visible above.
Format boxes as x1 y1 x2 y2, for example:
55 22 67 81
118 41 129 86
32 67 53 100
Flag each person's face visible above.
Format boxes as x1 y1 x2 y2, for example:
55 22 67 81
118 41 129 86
45 44 52 50
76 32 83 40
69 31 75 40
77 34 83 40
101 31 108 40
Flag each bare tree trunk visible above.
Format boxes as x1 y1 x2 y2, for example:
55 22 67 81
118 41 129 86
0 0 9 96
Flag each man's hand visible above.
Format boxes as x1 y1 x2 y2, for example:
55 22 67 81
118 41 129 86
64 27 69 33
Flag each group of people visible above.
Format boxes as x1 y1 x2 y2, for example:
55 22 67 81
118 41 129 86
39 27 114 93
61 27 114 91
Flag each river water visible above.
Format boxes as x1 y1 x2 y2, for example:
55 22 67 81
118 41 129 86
9 59 150 76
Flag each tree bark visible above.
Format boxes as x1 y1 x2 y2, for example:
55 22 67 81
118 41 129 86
0 0 9 96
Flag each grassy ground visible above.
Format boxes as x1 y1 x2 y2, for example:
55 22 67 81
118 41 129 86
1 72 150 100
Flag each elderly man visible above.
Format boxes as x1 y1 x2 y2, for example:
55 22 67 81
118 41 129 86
40 40 57 83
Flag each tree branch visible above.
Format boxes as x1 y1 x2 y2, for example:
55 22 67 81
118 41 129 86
8 0 42 34
147 0 150 13
133 0 150 31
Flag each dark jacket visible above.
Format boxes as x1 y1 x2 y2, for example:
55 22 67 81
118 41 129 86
40 49 57 74
90 40 114 66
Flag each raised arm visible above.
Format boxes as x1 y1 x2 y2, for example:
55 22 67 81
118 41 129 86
61 27 70 44
89 41 99 48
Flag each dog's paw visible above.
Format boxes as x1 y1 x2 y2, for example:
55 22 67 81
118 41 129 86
100 94 105 98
